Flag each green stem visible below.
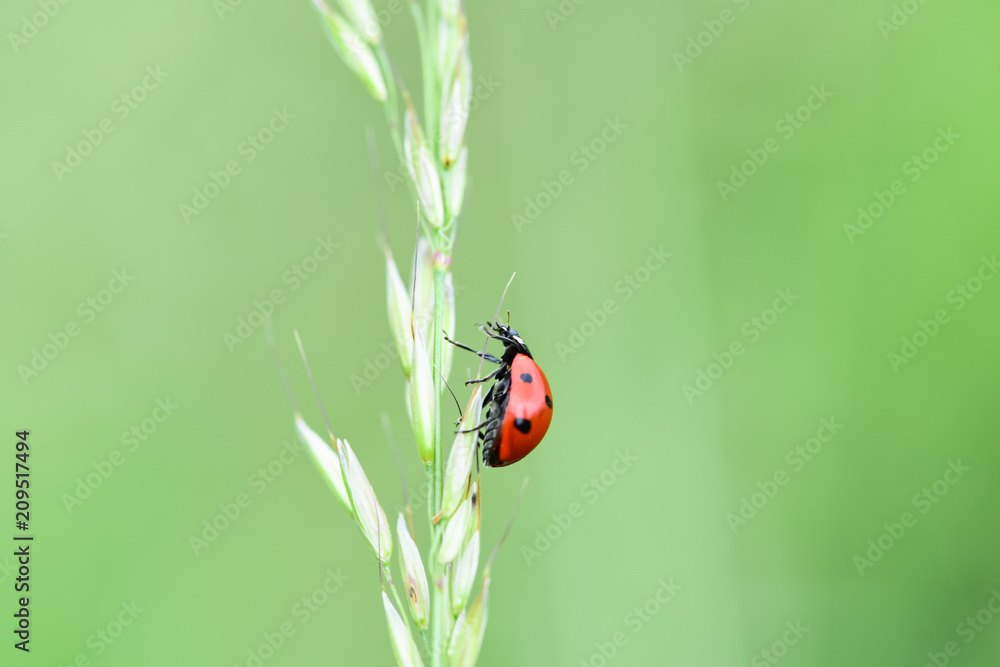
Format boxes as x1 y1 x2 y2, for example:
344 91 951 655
428 260 448 667
382 563 406 624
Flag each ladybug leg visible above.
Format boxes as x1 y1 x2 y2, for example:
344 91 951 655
455 419 492 434
465 365 503 386
444 335 502 365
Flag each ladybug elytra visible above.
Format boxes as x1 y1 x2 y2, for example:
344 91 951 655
447 321 553 467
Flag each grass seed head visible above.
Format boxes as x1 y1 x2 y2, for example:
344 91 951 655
450 530 480 615
386 253 414 378
295 416 353 513
443 147 468 218
441 388 482 516
396 513 430 629
404 108 445 228
338 439 392 562
439 492 473 565
313 0 387 102
336 0 381 44
382 591 426 667
440 36 471 169
447 576 488 667
409 329 436 463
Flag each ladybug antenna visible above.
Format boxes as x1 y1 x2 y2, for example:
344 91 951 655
441 374 464 423
381 413 416 537
366 126 391 254
293 329 336 445
506 310 511 326
485 477 529 575
476 272 516 379
264 318 300 415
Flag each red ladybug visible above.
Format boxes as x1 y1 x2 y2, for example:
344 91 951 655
447 321 553 467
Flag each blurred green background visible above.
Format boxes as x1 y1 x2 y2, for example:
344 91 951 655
2 0 999 665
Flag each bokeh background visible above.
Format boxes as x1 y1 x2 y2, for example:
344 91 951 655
2 0 999 665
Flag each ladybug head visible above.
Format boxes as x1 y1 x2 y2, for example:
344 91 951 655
488 321 532 362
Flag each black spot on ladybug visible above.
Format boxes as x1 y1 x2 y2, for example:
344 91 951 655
520 372 533 383
514 418 532 433
545 395 552 408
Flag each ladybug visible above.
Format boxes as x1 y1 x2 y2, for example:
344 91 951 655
446 321 553 467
